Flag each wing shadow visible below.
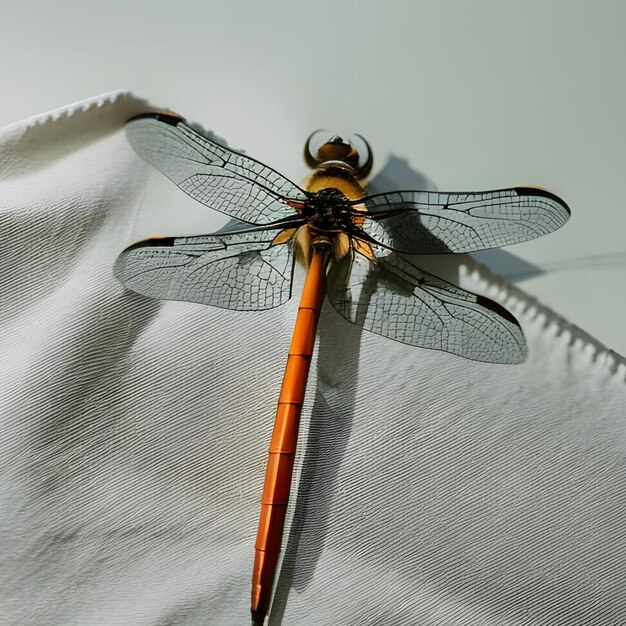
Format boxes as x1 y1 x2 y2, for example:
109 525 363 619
471 249 545 283
367 154 437 195
369 154 546 281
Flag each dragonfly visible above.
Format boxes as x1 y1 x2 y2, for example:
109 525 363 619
114 112 570 625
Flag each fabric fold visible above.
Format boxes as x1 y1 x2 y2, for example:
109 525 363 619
0 91 624 626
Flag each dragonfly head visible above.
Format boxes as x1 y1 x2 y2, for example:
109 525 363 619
304 130 373 179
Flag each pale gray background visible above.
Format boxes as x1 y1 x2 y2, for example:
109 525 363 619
1 0 624 354
2 6 626 625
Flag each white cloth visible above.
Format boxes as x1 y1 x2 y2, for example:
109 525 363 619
1 91 625 626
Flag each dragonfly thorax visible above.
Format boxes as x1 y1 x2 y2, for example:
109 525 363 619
302 188 353 233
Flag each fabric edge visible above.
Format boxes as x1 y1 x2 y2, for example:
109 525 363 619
460 261 626 382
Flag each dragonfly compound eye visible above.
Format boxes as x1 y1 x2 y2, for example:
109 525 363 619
305 129 373 179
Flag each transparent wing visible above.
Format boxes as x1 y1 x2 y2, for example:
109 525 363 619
354 187 570 254
114 228 294 311
327 252 526 364
126 113 308 225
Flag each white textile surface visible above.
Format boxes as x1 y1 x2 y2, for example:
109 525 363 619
1 91 625 626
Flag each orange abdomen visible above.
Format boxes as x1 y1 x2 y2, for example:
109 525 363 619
250 248 329 624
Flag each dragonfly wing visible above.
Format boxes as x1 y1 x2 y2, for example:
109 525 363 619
126 113 308 225
114 229 294 311
327 252 526 364
355 187 570 254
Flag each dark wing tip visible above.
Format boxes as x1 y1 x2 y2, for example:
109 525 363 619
114 237 178 285
515 186 571 216
126 111 185 126
474 295 527 364
123 236 177 252
474 295 520 328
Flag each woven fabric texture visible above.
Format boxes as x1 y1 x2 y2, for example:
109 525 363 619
1 92 625 626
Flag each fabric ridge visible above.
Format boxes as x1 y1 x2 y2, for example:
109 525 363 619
0 91 624 626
